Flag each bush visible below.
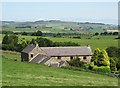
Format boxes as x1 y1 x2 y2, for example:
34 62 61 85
106 47 119 58
36 37 53 47
92 48 110 67
93 66 111 73
67 58 84 67
21 32 28 35
31 31 42 36
106 47 120 71
119 69 120 74
110 58 117 73
83 64 89 69
89 62 94 70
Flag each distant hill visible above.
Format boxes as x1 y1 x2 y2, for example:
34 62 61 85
1 20 118 33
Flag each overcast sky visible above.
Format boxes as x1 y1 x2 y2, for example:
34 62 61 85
2 2 118 24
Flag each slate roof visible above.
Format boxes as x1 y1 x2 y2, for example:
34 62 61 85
30 54 47 63
21 44 92 56
41 46 92 57
21 44 36 53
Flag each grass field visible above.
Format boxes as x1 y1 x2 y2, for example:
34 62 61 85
2 27 80 33
45 36 118 50
0 35 118 50
19 35 118 50
2 58 118 86
0 34 118 50
1 50 21 61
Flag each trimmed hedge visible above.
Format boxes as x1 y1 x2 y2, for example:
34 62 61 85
93 66 111 73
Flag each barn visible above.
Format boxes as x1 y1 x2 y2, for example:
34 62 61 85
21 44 92 67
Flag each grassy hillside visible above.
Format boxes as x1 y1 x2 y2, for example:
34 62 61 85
2 58 118 86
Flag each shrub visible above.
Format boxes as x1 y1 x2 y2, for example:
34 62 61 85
36 37 53 47
21 32 28 35
89 62 94 70
31 31 42 36
67 58 84 67
93 66 111 73
92 48 110 67
106 47 119 58
110 58 117 73
106 47 120 70
83 64 89 69
119 69 120 74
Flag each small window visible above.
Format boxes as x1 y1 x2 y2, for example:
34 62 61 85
31 54 33 58
58 56 61 59
70 56 73 60
83 56 87 59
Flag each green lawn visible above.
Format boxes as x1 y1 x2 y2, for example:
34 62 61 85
2 58 118 86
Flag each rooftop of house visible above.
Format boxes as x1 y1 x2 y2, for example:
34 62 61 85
41 46 92 56
21 44 36 53
21 44 92 56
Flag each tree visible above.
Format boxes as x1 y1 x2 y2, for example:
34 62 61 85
91 48 101 65
103 32 108 35
21 40 27 50
36 37 53 47
31 31 42 36
36 31 42 36
22 32 28 35
56 33 61 37
108 32 112 35
110 58 117 73
106 47 119 58
31 32 36 36
92 48 110 66
94 32 99 36
113 32 118 35
10 34 18 46
2 34 19 50
30 39 37 44
106 47 120 70
2 34 9 44
90 48 111 73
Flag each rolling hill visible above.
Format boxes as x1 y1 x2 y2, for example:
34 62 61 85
1 20 117 33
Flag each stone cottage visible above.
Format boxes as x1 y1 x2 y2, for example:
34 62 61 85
21 44 92 67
